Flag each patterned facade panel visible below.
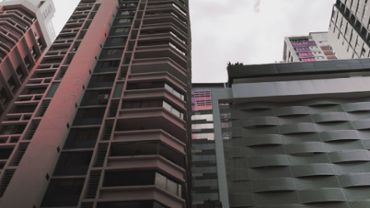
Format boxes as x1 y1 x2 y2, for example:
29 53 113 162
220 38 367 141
222 97 370 207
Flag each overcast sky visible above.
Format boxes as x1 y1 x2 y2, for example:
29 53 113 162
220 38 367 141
50 0 335 82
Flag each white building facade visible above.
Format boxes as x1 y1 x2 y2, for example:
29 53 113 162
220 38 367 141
1 0 55 45
283 32 337 63
328 0 370 59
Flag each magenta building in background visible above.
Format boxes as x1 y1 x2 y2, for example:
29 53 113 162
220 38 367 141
283 32 337 63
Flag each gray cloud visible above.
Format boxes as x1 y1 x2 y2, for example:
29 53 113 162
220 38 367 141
48 0 336 83
190 0 336 82
254 0 262 13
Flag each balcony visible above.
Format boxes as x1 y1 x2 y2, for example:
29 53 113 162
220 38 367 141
131 58 187 83
41 178 85 207
110 139 185 167
128 71 187 91
80 89 111 106
99 170 185 207
143 14 187 34
106 154 185 182
114 128 185 148
97 201 170 208
135 44 187 68
73 107 106 126
124 88 185 110
64 127 99 149
141 22 188 40
117 107 186 141
87 74 115 89
53 151 93 176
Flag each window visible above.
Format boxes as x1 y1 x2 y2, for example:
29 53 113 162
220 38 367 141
0 88 10 104
46 83 59 98
81 90 111 105
88 74 115 88
95 60 120 73
172 3 187 17
113 83 124 98
127 81 163 90
24 55 32 69
16 66 25 80
122 100 162 109
163 101 184 119
54 151 92 176
73 108 105 125
64 128 99 149
0 147 13 160
164 84 184 100
110 141 185 167
101 48 123 59
0 124 25 135
117 18 131 24
119 11 130 16
155 172 182 196
97 201 168 208
7 77 17 92
111 27 129 35
106 37 126 47
41 179 84 207
103 170 182 197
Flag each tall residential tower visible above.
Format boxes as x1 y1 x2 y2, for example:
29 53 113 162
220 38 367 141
0 0 192 207
328 0 370 59
191 83 225 208
0 0 55 116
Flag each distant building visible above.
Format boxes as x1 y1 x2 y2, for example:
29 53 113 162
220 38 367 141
191 83 225 208
283 32 337 62
1 0 56 45
0 0 55 116
328 0 370 59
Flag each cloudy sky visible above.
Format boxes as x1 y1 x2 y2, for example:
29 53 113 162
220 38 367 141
50 0 335 82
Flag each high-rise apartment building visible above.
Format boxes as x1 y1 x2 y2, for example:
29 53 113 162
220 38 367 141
1 0 56 45
328 0 370 59
0 0 192 207
191 83 224 208
0 0 55 116
283 32 337 62
209 59 370 208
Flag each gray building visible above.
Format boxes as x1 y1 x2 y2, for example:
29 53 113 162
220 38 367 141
191 83 225 208
210 60 370 208
328 0 370 59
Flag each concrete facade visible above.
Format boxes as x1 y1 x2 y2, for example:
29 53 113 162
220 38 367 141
211 59 370 208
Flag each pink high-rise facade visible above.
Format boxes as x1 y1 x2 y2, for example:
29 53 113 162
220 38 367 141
0 0 192 207
0 0 55 116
